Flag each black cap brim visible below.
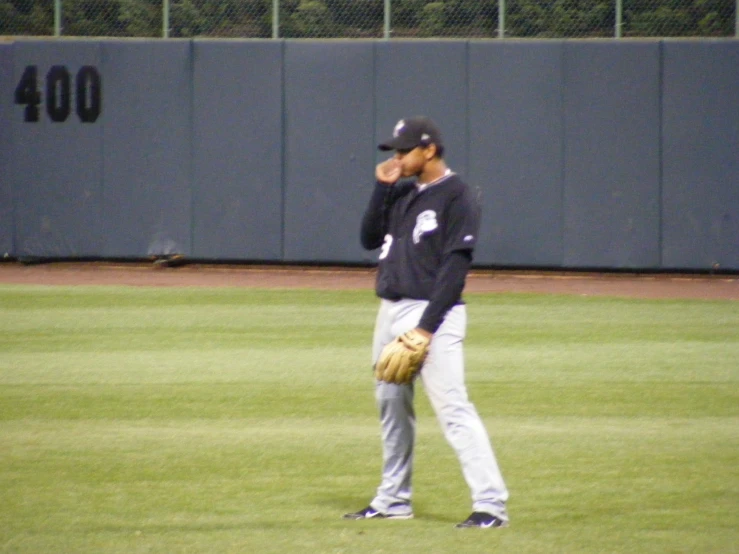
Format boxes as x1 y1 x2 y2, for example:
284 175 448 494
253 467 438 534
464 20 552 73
378 135 420 151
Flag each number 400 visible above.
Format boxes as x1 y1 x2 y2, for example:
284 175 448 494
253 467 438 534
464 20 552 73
14 65 102 123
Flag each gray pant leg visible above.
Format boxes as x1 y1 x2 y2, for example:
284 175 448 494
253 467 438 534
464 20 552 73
371 381 415 512
421 305 509 519
369 300 418 513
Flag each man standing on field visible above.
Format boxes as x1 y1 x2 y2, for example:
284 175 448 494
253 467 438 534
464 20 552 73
343 116 509 529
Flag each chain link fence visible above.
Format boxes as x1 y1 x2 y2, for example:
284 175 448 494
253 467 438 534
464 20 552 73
1 0 737 39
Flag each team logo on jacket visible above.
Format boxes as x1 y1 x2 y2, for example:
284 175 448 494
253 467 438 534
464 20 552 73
413 210 438 244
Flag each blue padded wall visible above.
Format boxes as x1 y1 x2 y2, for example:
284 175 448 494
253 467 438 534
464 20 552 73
100 41 192 258
283 41 375 263
468 41 564 266
0 44 13 257
11 40 104 258
191 40 283 261
562 41 661 269
661 41 739 271
2 39 736 270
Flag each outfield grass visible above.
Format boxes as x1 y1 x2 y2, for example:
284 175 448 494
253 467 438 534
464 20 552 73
0 285 737 553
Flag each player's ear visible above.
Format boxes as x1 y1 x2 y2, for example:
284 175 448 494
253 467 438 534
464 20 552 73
425 143 437 161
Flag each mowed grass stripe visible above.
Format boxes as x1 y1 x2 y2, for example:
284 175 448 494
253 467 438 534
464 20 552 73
0 382 735 419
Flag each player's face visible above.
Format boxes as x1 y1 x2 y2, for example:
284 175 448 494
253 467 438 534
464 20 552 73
394 146 429 177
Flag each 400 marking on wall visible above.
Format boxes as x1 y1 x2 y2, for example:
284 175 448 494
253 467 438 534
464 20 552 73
14 65 102 123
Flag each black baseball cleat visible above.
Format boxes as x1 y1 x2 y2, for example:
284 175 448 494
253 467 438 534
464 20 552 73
343 505 414 520
455 511 509 529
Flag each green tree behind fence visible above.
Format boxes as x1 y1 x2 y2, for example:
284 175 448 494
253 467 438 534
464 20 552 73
1 0 737 38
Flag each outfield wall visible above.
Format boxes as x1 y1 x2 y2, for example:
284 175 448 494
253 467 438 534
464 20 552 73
1 39 737 270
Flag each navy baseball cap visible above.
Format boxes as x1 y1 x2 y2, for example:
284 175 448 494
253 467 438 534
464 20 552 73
378 116 443 151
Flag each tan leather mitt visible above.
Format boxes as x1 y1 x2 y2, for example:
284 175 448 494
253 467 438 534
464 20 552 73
375 329 431 384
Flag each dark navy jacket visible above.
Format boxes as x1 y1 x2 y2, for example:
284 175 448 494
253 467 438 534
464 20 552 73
360 174 481 332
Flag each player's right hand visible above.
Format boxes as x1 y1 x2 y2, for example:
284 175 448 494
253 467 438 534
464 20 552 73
376 158 402 185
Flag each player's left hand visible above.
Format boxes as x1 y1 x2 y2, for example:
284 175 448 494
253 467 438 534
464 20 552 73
375 328 431 384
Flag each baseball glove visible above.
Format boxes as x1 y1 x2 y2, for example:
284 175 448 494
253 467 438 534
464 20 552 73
375 329 431 384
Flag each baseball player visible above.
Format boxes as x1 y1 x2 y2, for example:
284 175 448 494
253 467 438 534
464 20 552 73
343 116 509 528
